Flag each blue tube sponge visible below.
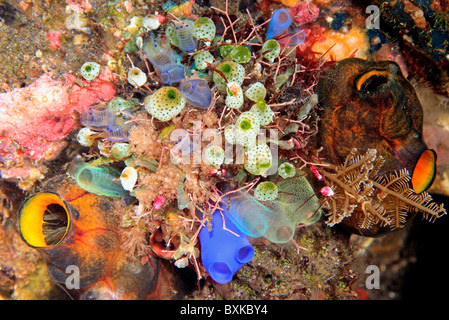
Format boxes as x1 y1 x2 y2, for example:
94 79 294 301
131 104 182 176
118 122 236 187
199 210 254 284
266 8 292 39
179 79 212 109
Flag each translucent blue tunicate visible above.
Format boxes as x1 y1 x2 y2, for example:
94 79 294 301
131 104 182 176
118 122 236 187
143 34 176 71
104 124 129 142
199 209 254 284
179 79 212 109
222 191 295 244
277 28 306 45
103 118 133 142
175 22 196 53
266 8 292 39
160 64 185 85
81 108 114 129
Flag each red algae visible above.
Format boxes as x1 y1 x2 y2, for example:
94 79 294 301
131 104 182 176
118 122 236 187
0 68 116 162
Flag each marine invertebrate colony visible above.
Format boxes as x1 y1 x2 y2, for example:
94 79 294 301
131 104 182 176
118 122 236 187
8 0 448 301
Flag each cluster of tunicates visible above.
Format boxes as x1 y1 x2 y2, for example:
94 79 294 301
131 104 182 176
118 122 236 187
80 106 133 143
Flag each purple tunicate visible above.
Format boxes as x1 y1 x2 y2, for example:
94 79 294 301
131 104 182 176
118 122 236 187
143 34 176 71
175 22 196 53
104 124 129 142
179 79 212 109
81 107 114 129
160 64 185 85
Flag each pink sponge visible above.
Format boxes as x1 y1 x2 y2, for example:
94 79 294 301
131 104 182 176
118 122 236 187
0 68 116 163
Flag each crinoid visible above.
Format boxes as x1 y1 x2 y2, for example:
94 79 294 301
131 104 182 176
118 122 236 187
320 148 446 236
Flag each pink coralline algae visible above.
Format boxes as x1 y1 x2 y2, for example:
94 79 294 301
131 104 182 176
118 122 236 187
290 2 320 25
46 32 63 50
66 0 92 13
0 68 116 164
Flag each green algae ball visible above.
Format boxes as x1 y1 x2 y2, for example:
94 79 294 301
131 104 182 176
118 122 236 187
213 61 245 91
204 145 225 168
262 39 281 62
278 162 296 179
80 62 100 81
193 17 216 41
254 181 278 201
145 87 186 122
244 143 273 176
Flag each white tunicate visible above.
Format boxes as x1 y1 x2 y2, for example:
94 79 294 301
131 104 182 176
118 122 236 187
142 15 161 30
135 36 143 50
244 143 272 176
80 62 100 81
234 111 261 148
66 12 90 33
224 125 236 144
225 82 244 110
127 67 147 87
254 181 278 201
77 127 96 147
120 167 138 192
250 102 274 126
111 143 133 159
278 162 296 178
192 17 216 41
